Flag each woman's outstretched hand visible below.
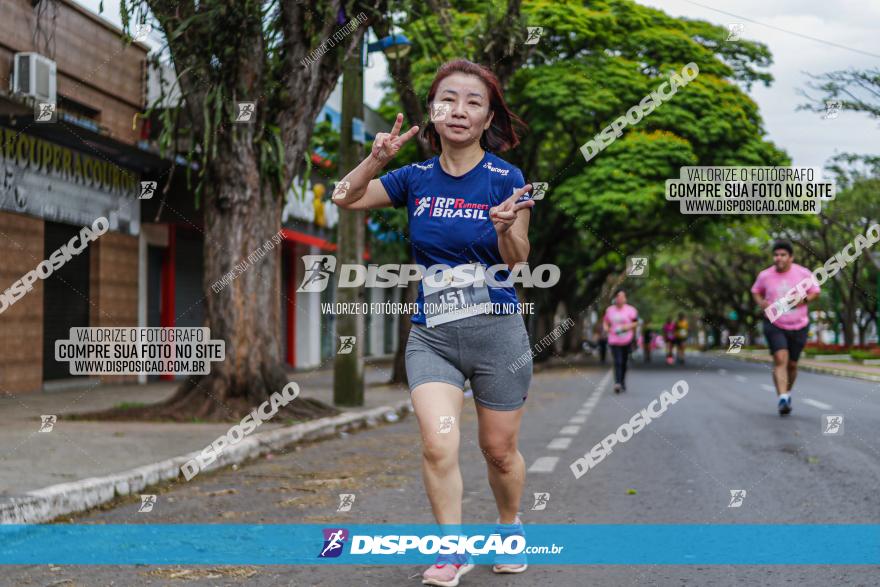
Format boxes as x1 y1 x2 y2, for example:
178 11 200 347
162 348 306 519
371 113 419 166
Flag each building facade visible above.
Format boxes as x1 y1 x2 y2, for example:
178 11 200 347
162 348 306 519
0 1 399 393
0 0 160 393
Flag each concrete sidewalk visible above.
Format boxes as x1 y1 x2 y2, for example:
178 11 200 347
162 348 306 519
0 359 410 521
716 349 880 382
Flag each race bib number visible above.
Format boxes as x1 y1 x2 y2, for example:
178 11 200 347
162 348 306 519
423 265 491 328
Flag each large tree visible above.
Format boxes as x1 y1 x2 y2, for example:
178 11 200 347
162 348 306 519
115 0 383 420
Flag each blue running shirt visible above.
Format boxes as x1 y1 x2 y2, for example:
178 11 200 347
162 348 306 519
380 151 528 325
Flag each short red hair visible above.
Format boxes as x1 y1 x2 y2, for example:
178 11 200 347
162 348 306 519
422 59 526 153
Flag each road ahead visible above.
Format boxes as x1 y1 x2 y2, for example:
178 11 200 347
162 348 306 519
8 354 880 586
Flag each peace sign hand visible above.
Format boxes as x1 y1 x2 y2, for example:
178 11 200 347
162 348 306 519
489 184 535 235
371 113 420 166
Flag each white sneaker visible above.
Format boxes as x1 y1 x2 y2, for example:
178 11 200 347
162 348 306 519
778 393 792 415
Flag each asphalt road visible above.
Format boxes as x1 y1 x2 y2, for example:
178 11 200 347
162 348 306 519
6 353 879 586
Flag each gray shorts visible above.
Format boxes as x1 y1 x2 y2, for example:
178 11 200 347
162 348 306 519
405 313 533 411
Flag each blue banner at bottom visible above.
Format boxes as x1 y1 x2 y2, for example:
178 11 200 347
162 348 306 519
1 524 878 565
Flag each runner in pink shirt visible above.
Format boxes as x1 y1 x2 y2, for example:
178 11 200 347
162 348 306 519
751 240 820 415
603 289 639 393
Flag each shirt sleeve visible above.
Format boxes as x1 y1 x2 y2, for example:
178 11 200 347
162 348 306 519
750 272 764 295
379 164 411 209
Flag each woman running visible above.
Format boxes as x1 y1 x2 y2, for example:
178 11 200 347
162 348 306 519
333 59 535 586
603 289 639 393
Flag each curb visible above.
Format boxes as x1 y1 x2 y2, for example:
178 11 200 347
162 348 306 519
0 398 414 524
718 352 880 383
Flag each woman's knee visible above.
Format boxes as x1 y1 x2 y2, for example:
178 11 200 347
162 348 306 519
479 437 519 473
421 435 458 470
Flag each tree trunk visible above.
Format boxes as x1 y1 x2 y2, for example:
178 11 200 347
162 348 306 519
157 137 337 421
110 0 374 423
842 314 855 348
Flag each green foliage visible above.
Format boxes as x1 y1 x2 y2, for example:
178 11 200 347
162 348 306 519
310 120 341 177
850 349 880 361
114 402 147 410
643 220 772 336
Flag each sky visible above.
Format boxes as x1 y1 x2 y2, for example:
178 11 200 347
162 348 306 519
635 0 880 168
73 0 879 168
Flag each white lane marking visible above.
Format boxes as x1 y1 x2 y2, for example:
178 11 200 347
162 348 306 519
597 370 612 392
569 415 588 424
531 371 607 473
547 437 572 450
581 371 610 408
735 375 747 383
718 368 728 376
528 456 559 473
802 398 833 410
761 384 775 392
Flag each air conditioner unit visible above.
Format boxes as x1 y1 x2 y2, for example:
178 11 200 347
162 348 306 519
12 52 57 103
